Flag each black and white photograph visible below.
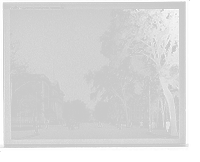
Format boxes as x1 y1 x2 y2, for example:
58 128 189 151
3 2 186 147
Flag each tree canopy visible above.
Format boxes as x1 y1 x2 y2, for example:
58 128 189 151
101 9 179 88
85 58 140 127
85 60 139 102
94 101 109 121
101 9 179 135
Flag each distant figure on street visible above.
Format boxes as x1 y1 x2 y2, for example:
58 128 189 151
45 120 49 129
130 120 133 127
117 120 121 129
166 119 170 132
151 120 155 129
140 120 143 127
98 121 102 128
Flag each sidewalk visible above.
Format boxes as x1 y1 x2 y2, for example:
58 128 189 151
124 124 178 138
11 127 43 139
11 123 174 140
147 129 178 138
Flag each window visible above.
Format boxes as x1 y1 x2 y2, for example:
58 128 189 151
44 97 48 109
44 85 49 96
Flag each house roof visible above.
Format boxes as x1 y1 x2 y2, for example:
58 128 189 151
50 81 64 96
11 73 64 96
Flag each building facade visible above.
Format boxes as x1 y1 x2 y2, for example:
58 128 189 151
11 74 64 124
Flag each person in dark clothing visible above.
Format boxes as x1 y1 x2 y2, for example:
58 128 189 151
45 120 49 129
98 121 102 127
166 120 170 132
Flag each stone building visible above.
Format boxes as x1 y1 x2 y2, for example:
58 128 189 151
11 74 64 124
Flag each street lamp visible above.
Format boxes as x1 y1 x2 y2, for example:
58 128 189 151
34 74 41 133
145 76 152 132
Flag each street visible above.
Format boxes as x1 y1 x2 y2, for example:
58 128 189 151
11 123 172 140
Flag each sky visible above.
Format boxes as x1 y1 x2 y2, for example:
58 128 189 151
10 8 111 105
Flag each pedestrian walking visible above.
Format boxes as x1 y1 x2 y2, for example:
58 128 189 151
98 121 102 128
130 120 133 127
45 120 49 129
166 120 170 133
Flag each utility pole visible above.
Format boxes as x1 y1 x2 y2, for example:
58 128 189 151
148 78 151 132
145 76 152 132
35 76 38 133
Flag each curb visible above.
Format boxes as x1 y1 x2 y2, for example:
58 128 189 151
17 133 40 139
147 132 178 138
147 132 169 138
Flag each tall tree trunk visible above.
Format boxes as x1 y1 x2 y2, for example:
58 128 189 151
124 104 130 128
159 98 165 128
161 112 165 128
156 112 159 128
19 111 22 128
32 110 35 127
160 77 178 136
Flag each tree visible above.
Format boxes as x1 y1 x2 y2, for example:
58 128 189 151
94 101 108 121
156 82 167 128
107 97 124 124
62 101 75 129
85 59 139 127
44 108 56 124
62 100 89 129
69 100 90 123
159 95 167 128
147 77 167 129
150 94 160 127
99 9 179 136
